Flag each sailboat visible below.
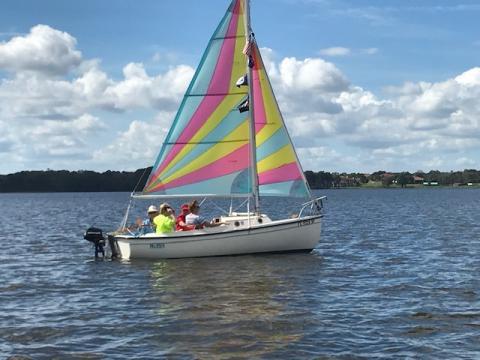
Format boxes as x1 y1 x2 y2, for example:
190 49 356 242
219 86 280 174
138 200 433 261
110 0 325 259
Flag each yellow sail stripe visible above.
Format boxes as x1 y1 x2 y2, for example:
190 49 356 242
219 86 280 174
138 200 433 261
255 67 282 147
160 120 250 185
257 144 296 174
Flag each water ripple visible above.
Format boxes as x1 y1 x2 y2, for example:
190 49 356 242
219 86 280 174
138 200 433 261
1 189 480 358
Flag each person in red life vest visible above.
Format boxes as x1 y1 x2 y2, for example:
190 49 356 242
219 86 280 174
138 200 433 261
176 203 195 231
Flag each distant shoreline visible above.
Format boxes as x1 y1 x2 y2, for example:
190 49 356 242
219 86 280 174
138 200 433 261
2 187 479 195
0 169 479 193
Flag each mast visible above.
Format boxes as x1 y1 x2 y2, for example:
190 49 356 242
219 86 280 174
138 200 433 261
244 0 260 213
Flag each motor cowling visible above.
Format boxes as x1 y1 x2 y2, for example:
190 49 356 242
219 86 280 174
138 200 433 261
84 227 104 243
84 227 106 258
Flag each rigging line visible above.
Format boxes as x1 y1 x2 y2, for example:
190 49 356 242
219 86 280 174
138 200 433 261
205 198 230 215
164 139 249 145
186 92 249 97
233 198 249 212
133 167 151 193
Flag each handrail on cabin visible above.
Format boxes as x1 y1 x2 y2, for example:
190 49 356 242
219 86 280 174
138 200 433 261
299 196 326 218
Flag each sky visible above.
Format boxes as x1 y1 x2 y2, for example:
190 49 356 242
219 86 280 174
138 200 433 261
1 0 480 174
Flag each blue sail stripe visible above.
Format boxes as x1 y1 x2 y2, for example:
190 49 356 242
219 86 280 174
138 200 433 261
256 127 290 161
189 38 227 97
161 170 250 196
160 104 249 180
259 180 309 197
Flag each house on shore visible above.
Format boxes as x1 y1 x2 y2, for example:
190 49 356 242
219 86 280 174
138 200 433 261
413 176 424 184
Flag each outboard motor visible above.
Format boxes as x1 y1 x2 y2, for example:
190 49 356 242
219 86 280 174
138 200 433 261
84 227 106 258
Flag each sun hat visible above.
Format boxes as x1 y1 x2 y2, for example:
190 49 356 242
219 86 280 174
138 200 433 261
159 203 172 213
147 205 159 214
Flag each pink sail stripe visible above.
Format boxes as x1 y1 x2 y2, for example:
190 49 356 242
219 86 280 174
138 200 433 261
258 162 302 185
146 3 241 188
148 144 250 192
207 0 241 94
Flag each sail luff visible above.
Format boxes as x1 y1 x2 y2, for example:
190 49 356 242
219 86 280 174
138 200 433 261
244 0 260 212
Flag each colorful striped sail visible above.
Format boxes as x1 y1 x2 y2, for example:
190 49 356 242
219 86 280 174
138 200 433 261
142 0 311 198
250 41 311 197
143 0 251 196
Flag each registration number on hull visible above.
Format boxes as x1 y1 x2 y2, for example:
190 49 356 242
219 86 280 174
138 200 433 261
149 243 165 249
298 219 315 227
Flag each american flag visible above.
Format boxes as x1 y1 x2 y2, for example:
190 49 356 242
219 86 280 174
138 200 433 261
242 40 252 56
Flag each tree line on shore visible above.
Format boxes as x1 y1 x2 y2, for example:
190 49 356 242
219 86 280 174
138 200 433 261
0 169 152 193
305 169 480 188
0 168 479 192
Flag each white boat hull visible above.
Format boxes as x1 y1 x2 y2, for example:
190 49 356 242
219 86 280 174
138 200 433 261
112 215 322 259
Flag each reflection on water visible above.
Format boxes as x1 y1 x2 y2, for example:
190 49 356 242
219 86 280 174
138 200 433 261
145 255 323 358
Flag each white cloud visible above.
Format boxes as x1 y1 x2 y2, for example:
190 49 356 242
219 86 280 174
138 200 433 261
277 57 349 93
0 25 82 76
259 47 279 77
92 111 174 169
319 47 351 57
7 113 106 166
0 25 196 173
297 146 346 171
456 157 476 166
319 47 378 57
1 25 480 173
361 47 378 55
102 63 193 111
151 50 180 64
455 67 480 87
86 55 480 173
266 56 480 171
30 114 105 137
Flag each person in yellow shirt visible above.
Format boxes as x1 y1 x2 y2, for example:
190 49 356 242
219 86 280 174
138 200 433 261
154 203 176 234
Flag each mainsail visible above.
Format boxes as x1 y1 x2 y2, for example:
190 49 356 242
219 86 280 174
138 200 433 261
142 0 311 199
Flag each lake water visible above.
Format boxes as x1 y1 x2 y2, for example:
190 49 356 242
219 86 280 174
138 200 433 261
1 189 479 359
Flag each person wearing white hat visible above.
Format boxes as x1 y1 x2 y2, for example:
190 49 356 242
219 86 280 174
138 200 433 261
138 205 159 235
